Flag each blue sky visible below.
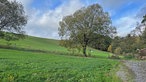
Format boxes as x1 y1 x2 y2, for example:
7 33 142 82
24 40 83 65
10 0 146 39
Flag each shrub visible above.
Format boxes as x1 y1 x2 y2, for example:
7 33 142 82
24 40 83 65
114 47 122 55
107 45 112 52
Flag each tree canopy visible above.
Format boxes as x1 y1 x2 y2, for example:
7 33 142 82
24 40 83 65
59 4 116 57
0 0 27 39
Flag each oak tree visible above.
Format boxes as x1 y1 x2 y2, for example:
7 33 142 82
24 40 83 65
59 4 116 57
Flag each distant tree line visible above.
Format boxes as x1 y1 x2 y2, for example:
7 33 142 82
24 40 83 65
111 15 146 56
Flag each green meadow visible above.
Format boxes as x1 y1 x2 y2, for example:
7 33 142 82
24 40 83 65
0 36 121 82
0 36 66 52
0 36 110 58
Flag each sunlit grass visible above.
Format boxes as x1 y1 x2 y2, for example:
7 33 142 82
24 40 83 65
0 36 110 58
0 49 120 82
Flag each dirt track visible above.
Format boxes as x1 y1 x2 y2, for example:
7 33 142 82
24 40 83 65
117 60 146 82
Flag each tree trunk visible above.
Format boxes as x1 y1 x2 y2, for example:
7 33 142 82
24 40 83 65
83 34 88 57
83 46 87 57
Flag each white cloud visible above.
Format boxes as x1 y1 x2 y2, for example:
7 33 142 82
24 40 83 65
24 0 84 39
7 0 145 39
114 16 140 36
112 3 146 37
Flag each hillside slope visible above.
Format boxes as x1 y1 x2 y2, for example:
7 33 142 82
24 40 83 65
0 35 110 58
0 36 120 81
0 36 66 52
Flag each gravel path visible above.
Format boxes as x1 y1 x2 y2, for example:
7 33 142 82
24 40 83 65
117 60 146 82
125 61 146 82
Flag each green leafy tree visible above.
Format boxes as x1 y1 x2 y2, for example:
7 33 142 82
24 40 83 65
59 4 116 57
0 0 27 40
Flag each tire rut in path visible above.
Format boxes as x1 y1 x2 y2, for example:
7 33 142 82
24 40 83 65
118 60 146 82
125 61 146 82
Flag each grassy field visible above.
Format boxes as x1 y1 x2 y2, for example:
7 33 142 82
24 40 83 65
0 49 120 82
0 36 121 82
0 36 110 58
0 36 66 52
